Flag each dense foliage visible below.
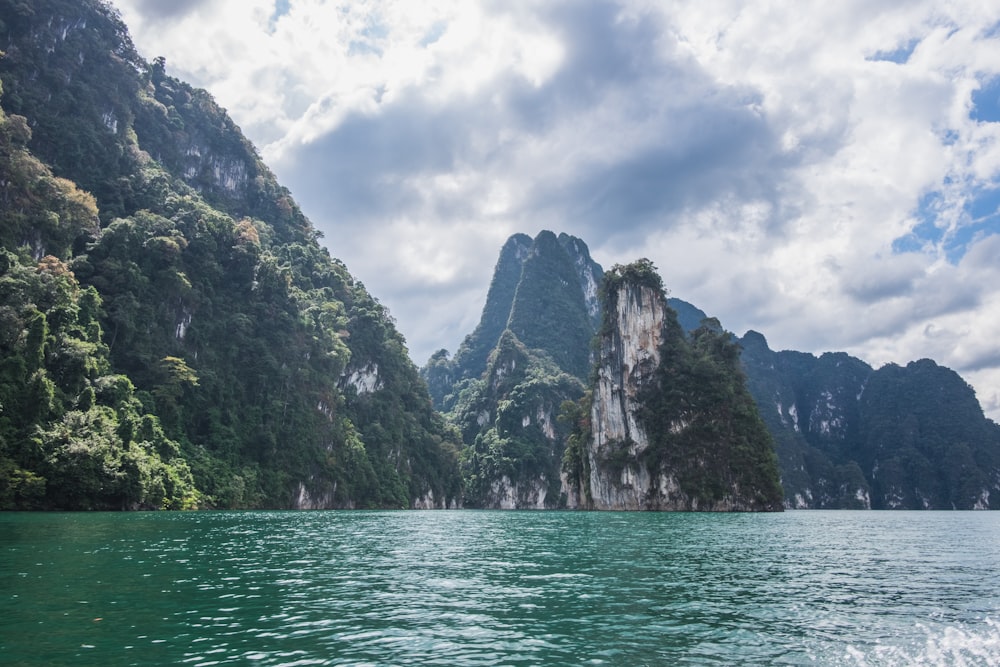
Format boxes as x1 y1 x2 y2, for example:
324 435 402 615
0 0 461 508
423 232 599 507
505 231 595 380
857 360 1000 509
739 331 1000 509
456 332 585 507
636 314 784 509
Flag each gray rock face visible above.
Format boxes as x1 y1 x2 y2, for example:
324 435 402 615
585 281 674 509
572 263 784 512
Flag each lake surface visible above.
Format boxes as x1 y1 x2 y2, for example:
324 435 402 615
1 510 998 666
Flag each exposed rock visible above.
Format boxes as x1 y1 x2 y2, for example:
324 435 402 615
572 261 784 512
586 281 669 509
341 362 382 395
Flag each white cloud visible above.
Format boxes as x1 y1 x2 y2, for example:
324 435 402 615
113 0 1000 419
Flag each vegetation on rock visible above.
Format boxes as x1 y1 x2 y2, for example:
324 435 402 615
739 332 1000 509
0 0 461 509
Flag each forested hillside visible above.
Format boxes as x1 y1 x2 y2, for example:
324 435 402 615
0 0 461 509
741 332 1000 509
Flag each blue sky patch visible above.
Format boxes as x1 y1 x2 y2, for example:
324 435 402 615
268 0 291 33
971 76 1000 122
348 19 389 57
867 40 919 64
420 21 447 48
893 191 945 254
894 187 1000 261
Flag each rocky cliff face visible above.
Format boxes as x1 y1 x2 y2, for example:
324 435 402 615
557 233 604 329
585 280 671 509
569 261 784 511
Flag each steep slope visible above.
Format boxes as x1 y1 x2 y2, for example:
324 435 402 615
423 233 533 409
556 232 604 329
422 231 599 507
563 260 784 511
0 0 461 509
739 332 1000 509
423 230 600 408
506 230 595 380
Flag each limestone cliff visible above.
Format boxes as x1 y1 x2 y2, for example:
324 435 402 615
585 278 668 509
567 260 784 511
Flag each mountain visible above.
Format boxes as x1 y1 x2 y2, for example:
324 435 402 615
424 230 602 410
425 231 599 507
0 0 461 509
426 236 782 510
432 232 1000 510
563 260 784 510
741 332 1000 509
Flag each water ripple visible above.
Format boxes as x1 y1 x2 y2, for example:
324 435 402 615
2 510 999 665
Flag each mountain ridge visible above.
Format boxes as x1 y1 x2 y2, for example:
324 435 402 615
429 232 1000 510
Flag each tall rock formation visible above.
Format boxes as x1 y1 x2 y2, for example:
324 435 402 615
581 266 669 509
428 231 597 507
565 260 784 511
423 231 601 410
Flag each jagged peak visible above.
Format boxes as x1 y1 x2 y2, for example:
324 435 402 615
501 232 534 257
741 330 770 350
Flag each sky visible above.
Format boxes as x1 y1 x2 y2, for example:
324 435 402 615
112 0 1000 420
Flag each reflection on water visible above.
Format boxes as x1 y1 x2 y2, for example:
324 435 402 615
1 510 998 666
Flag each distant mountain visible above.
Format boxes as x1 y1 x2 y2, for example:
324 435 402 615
741 332 1000 509
424 230 601 410
428 232 1000 510
0 0 461 509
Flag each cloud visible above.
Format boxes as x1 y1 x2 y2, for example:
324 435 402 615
112 0 1000 419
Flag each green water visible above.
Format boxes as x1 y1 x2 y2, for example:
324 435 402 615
1 511 998 666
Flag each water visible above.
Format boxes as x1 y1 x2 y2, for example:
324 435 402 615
1 511 998 666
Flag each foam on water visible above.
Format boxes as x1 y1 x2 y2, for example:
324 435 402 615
844 619 1000 667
